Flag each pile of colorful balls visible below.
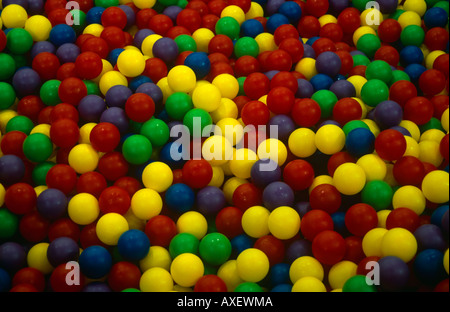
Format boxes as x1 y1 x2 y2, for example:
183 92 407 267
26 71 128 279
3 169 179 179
0 0 449 293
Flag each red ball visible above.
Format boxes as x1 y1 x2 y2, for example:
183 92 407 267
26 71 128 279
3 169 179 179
349 65 366 77
265 49 293 72
17 96 45 123
100 26 126 50
312 37 336 56
32 52 60 81
274 24 299 46
208 61 234 80
97 152 129 181
434 279 450 292
278 37 304 63
419 69 447 96
114 176 142 198
80 223 106 249
50 118 80 148
343 236 365 264
148 14 173 36
182 159 213 189
144 215 177 247
215 206 244 239
186 0 210 16
208 0 227 16
283 160 315 191
232 183 263 211
76 171 108 198
176 8 202 34
50 103 79 123
335 50 354 76
374 129 407 161
50 263 84 292
332 97 363 125
101 6 128 29
48 218 81 242
403 96 434 125
166 26 191 40
389 80 418 107
98 186 131 215
297 15 321 38
75 51 103 80
357 256 380 276
243 72 270 100
19 211 50 242
234 55 261 77
300 209 334 241
267 86 295 115
89 122 121 153
327 151 356 176
194 275 228 292
125 93 155 123
46 164 78 195
385 207 421 232
305 0 329 17
424 27 449 52
57 62 78 81
440 133 449 161
136 8 157 29
0 131 27 159
9 284 38 292
312 230 346 266
58 77 88 106
144 57 168 84
12 268 46 292
337 8 361 34
107 261 141 292
254 235 285 266
229 0 251 13
344 203 378 237
270 71 298 93
309 184 342 214
202 13 220 31
374 45 400 67
4 183 37 215
241 100 271 127
393 156 426 187
377 19 402 43
319 23 344 43
81 36 110 59
433 54 449 78
0 29 6 52
44 0 67 13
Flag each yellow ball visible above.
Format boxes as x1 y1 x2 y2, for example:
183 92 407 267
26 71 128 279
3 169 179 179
420 129 446 143
421 170 449 204
202 135 233 166
83 23 104 37
360 8 383 30
364 118 381 138
403 135 420 158
392 185 426 215
398 11 422 29
221 5 246 25
99 70 128 95
229 148 258 179
419 140 444 168
245 2 264 19
257 138 288 167
156 77 174 103
192 28 215 53
192 83 222 112
140 246 172 272
288 128 317 158
140 267 173 292
356 154 387 181
141 34 162 57
92 59 114 83
255 33 277 53
333 163 367 196
24 15 52 42
79 123 97 144
236 248 270 283
223 177 247 204
211 98 239 123
216 117 244 146
328 261 358 290
96 213 129 246
289 256 324 284
0 110 18 134
315 124 346 155
132 0 156 9
377 210 391 228
268 206 301 240
68 144 99 174
30 124 51 137
1 4 28 28
353 26 377 46
381 228 417 263
68 193 100 225
0 183 5 207
142 161 173 193
441 108 449 132
309 175 334 194
176 211 208 240
399 120 421 142
217 260 244 292
241 206 270 238
212 74 239 99
34 185 48 197
347 75 367 98
403 0 427 16
117 49 145 78
319 14 337 27
425 50 446 69
170 253 204 287
444 249 449 275
292 276 327 292
295 58 318 80
27 243 54 275
209 166 225 188
362 228 388 257
131 188 163 220
167 65 197 94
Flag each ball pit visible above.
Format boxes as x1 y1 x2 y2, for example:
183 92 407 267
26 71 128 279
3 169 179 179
0 0 448 295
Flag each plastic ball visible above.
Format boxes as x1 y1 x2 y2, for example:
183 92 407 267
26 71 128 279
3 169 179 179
96 213 129 246
117 229 150 261
288 128 317 158
236 248 269 283
312 230 346 266
68 143 99 174
26 243 53 275
67 193 100 225
328 260 358 290
170 253 204 287
36 188 68 221
1 4 28 28
78 245 112 279
46 237 79 268
177 211 208 240
139 267 173 292
315 124 346 155
22 133 53 163
342 274 377 292
421 170 449 204
199 232 232 266
414 249 447 285
267 206 301 240
332 163 366 196
292 276 326 292
380 228 418 263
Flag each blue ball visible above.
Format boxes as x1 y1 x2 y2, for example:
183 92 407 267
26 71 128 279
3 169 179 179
266 13 290 34
78 246 112 279
278 1 302 23
431 205 449 227
165 183 195 213
331 211 347 235
345 127 376 158
400 45 424 67
0 268 11 292
184 52 211 79
117 229 151 261
108 48 125 66
241 19 265 38
129 75 152 92
86 6 105 25
231 234 254 255
159 141 187 169
49 24 77 46
310 73 334 91
270 263 290 286
404 63 427 83
271 284 292 292
424 7 448 29
413 249 447 285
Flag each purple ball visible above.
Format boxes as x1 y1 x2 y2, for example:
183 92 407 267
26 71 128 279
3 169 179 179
27 0 44 15
56 43 80 63
265 70 280 80
295 201 311 217
12 68 41 97
47 237 80 267
78 95 107 123
286 239 312 263
296 79 314 98
152 37 179 63
390 126 411 137
197 186 226 216
251 159 282 188
350 50 366 57
3 0 28 8
133 29 155 49
266 0 286 16
263 181 295 210
100 107 129 134
414 224 447 252
303 44 315 58
378 256 410 291
377 0 398 14
373 100 403 129
118 4 136 29
441 210 449 236
163 5 183 22
105 85 132 108
82 282 112 292
315 51 342 77
135 83 164 107
329 80 356 99
0 155 25 186
36 188 68 221
268 114 296 141
30 41 56 59
0 242 26 272
329 0 349 14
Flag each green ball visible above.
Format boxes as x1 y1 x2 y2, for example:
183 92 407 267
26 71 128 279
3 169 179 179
174 34 197 52
177 0 188 8
94 0 119 8
0 53 16 81
361 79 389 107
356 34 381 59
165 92 193 120
183 108 213 138
169 233 200 258
122 134 152 165
32 161 55 186
361 180 394 211
343 275 377 292
122 288 141 292
23 133 54 163
234 282 264 292
6 116 34 135
159 0 178 5
426 0 440 7
419 117 445 132
40 80 62 106
311 90 338 119
390 9 406 20
343 120 371 137
84 80 101 96
0 82 16 110
0 208 19 239
401 25 425 47
237 76 246 94
434 1 449 15
6 28 33 55
352 54 371 67
352 0 370 11
390 70 411 85
215 16 241 40
365 60 393 84
199 233 232 266
234 37 260 58
140 118 170 147
71 10 87 35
